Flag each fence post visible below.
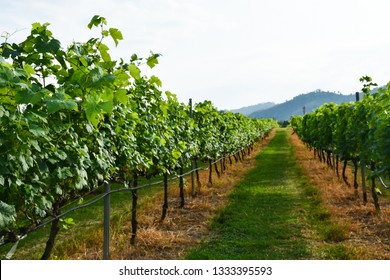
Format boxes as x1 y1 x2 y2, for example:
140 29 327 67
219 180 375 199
191 161 195 197
189 98 196 197
103 181 110 260
358 89 366 205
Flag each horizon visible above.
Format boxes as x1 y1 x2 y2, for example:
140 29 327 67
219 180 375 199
227 89 359 111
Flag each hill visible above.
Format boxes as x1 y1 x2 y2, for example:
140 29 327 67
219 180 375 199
230 102 275 116
249 90 356 121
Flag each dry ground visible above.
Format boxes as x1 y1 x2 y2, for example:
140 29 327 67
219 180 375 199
290 132 390 259
68 129 390 259
67 132 276 259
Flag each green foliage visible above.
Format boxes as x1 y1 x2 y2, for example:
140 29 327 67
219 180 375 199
60 217 76 230
0 201 16 228
0 15 278 242
291 76 390 178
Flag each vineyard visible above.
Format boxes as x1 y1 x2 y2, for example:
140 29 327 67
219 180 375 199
291 76 390 212
0 16 277 259
1 15 390 261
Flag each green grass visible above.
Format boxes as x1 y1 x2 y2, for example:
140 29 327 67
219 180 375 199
2 129 359 259
185 128 352 260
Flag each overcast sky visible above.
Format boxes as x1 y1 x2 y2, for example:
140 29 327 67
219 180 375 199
1 0 390 110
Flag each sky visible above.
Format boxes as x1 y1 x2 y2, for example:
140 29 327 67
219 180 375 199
1 0 390 110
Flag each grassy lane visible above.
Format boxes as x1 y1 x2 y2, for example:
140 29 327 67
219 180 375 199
185 128 330 259
5 128 365 259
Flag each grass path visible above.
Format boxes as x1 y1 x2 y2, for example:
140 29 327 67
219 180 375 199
185 128 332 259
7 128 383 259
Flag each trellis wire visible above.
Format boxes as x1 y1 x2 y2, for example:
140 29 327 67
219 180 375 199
1 143 255 259
378 176 390 189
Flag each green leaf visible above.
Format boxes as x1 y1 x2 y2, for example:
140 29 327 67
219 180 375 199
64 217 75 225
0 201 16 227
83 94 113 127
130 54 138 62
0 164 10 175
45 91 78 113
94 73 116 88
36 158 49 174
15 89 45 105
75 169 88 189
18 154 29 172
98 43 111 62
79 56 88 67
61 217 76 230
109 28 123 46
39 196 52 211
88 15 107 29
54 150 68 160
31 22 42 30
114 72 131 87
48 39 61 53
129 64 141 80
55 185 63 195
147 55 159 68
84 97 100 127
129 112 139 120
56 167 73 180
23 63 35 78
35 39 60 54
99 100 114 114
150 75 162 87
29 124 47 137
115 89 128 105
172 149 181 160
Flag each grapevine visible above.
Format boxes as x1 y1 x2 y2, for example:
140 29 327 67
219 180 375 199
291 77 390 212
0 16 278 259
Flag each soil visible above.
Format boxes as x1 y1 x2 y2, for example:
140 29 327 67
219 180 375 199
290 131 390 259
71 129 390 259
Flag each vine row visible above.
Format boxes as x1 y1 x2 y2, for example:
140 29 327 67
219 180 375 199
0 16 278 259
291 76 390 212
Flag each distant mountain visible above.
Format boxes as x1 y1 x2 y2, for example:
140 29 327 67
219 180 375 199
249 90 356 121
230 102 275 116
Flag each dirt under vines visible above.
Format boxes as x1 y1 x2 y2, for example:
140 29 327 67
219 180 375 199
64 132 276 260
290 131 390 259
66 129 390 260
